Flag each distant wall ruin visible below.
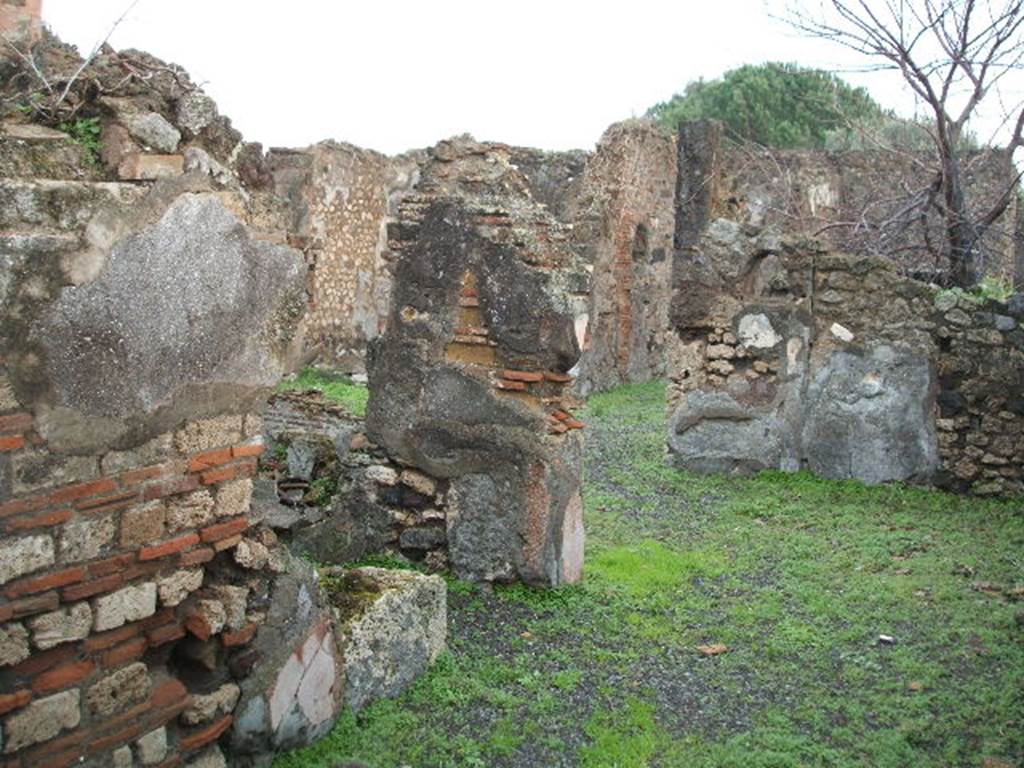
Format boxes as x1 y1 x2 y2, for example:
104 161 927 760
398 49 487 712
683 122 1021 284
666 193 1024 495
0 0 42 43
265 143 421 372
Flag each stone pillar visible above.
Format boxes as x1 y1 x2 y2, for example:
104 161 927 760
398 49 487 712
571 120 677 395
675 119 722 253
366 191 586 587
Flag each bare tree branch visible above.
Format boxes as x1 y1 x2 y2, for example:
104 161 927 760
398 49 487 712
783 0 1024 286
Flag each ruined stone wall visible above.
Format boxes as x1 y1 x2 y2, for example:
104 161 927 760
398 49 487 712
0 0 42 43
266 144 422 372
666 219 1024 494
507 146 588 224
572 120 678 395
678 121 1021 284
0 39 359 768
932 293 1024 496
365 136 586 587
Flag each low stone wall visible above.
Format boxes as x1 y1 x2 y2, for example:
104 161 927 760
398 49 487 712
258 391 450 571
666 219 1024 495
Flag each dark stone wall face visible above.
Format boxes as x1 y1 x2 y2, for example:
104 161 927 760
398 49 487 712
365 138 587 586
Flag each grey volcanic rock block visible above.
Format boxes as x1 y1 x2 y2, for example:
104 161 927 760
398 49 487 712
668 390 787 475
802 344 938 484
325 567 446 712
28 193 305 452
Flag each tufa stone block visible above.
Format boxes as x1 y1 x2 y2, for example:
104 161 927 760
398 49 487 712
117 153 184 180
181 682 240 726
93 582 158 631
121 500 167 548
214 478 252 518
174 416 245 455
86 661 151 717
59 515 116 563
0 622 30 666
166 490 215 532
0 534 55 585
156 568 204 607
135 725 168 765
28 602 92 650
328 567 447 712
2 688 81 753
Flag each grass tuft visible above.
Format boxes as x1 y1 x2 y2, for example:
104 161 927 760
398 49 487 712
275 367 369 417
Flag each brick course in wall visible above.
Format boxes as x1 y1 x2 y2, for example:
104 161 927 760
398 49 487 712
0 408 275 766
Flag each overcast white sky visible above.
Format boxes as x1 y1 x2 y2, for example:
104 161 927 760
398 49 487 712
43 0 1024 155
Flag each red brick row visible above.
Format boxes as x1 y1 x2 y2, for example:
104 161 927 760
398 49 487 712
18 677 190 768
0 439 255 521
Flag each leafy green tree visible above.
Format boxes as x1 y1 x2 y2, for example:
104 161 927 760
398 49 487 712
647 62 885 148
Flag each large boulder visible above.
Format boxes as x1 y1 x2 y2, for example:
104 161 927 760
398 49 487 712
324 566 447 712
801 344 938 483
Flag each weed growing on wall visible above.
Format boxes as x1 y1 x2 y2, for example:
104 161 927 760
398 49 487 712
58 117 102 164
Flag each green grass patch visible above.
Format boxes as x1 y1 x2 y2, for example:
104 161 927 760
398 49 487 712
275 367 369 416
588 540 726 598
275 379 1024 768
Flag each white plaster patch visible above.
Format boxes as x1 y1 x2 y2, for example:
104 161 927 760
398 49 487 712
737 313 781 349
807 182 838 216
786 337 804 371
268 622 337 734
295 630 337 727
